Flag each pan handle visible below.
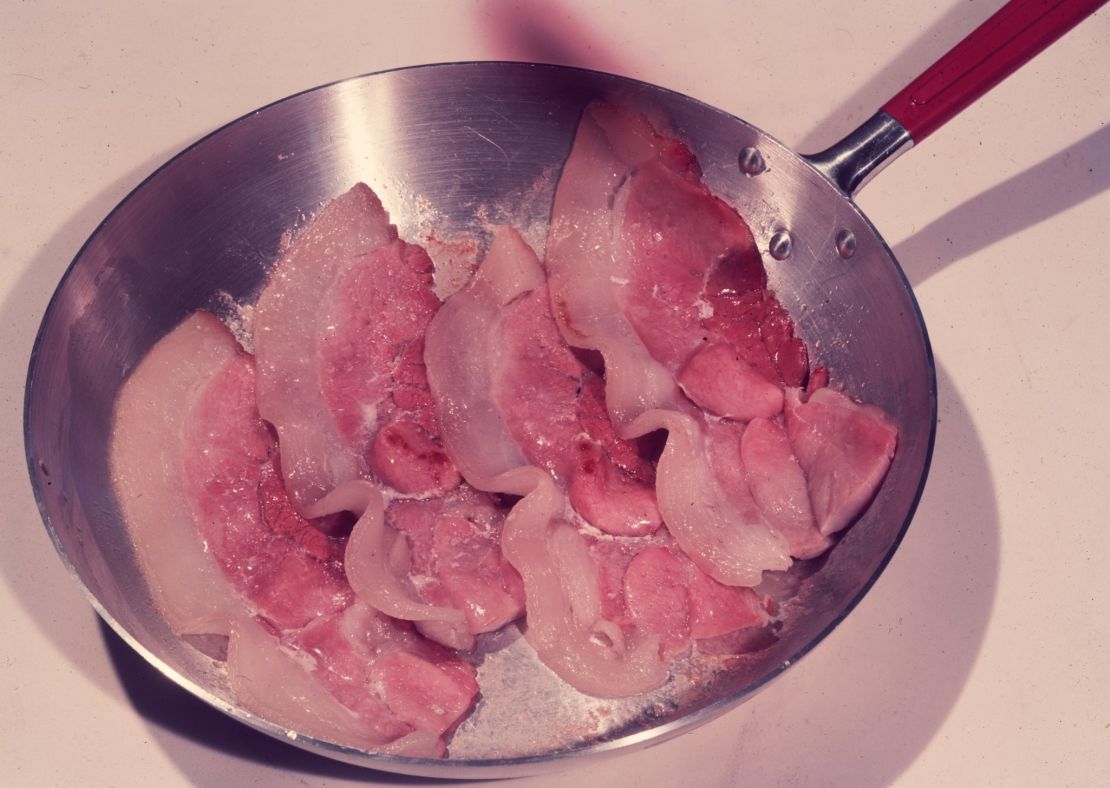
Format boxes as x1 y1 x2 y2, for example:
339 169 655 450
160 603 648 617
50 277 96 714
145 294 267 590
805 0 1107 196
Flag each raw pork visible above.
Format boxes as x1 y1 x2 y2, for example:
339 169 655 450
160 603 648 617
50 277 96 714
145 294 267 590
253 183 456 511
253 184 523 647
425 228 671 696
111 312 250 635
545 103 796 586
784 387 899 535
112 312 478 756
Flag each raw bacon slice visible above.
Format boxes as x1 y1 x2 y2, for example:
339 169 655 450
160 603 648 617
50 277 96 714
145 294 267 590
784 387 899 535
253 184 393 510
110 312 248 635
428 225 661 536
677 341 784 422
253 183 456 512
309 480 524 652
282 602 478 746
740 417 831 559
546 102 792 586
425 229 670 696
387 490 525 641
227 616 444 758
182 344 352 631
114 312 477 754
621 543 769 647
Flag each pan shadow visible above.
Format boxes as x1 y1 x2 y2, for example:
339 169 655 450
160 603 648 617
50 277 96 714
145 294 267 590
894 124 1110 289
97 619 453 785
685 358 999 786
793 0 1006 154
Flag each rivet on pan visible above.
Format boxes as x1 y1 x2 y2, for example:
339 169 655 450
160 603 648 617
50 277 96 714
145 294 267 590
836 228 857 259
739 146 766 176
769 231 792 260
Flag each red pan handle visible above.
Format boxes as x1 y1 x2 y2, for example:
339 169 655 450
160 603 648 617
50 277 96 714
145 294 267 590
883 0 1108 143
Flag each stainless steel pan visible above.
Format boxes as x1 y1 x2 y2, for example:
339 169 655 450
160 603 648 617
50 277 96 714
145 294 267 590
24 0 1105 777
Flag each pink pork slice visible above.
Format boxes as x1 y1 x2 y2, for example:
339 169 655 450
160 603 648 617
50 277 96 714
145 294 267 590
492 239 662 536
784 387 899 535
387 489 526 639
253 182 458 512
598 102 810 399
546 102 795 586
740 417 831 559
596 539 771 659
111 312 252 636
117 311 478 754
255 183 521 648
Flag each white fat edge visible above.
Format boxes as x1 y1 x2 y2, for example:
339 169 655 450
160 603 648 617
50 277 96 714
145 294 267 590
210 291 256 353
407 573 437 592
360 402 379 432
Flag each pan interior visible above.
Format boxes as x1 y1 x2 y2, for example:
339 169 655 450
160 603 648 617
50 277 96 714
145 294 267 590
24 63 934 776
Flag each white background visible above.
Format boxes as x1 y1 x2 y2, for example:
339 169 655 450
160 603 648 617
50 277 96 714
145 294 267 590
3 1 1108 785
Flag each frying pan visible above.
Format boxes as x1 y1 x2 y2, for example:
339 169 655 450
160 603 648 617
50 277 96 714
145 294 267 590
23 0 1105 778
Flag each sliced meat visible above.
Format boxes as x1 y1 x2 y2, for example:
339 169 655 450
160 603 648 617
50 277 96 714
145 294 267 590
677 341 784 422
227 616 444 758
253 183 457 511
784 387 899 535
602 538 770 655
253 184 394 510
278 602 478 747
306 479 525 653
741 417 831 559
622 546 691 659
500 479 670 697
425 229 670 695
182 349 352 631
546 102 793 586
386 488 526 647
110 312 249 636
428 225 661 536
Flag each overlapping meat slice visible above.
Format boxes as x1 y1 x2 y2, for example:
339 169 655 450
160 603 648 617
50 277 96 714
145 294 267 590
490 229 662 536
425 228 670 696
595 538 771 658
111 312 251 636
784 387 898 536
306 479 524 651
182 340 352 631
253 183 521 647
740 417 831 559
112 312 478 755
546 102 793 586
253 183 457 511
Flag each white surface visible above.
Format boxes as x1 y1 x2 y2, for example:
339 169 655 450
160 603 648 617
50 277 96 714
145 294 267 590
3 1 1108 786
